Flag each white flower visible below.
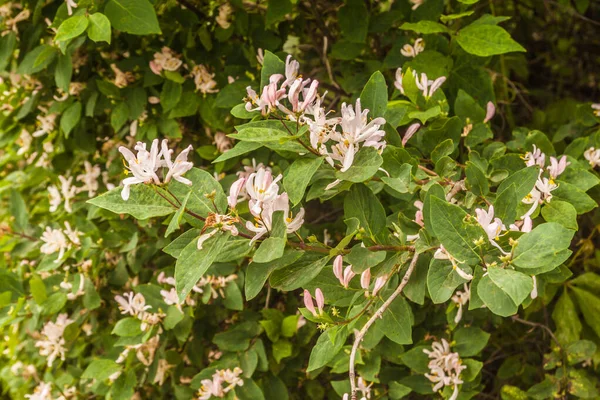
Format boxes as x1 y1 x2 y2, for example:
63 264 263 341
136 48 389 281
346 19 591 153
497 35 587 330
65 0 77 16
32 113 57 137
213 132 232 153
474 206 509 255
58 175 77 213
149 47 182 74
434 245 472 280
401 38 425 58
161 288 180 308
215 3 233 29
160 139 194 185
40 227 68 261
118 139 162 200
415 72 446 99
65 274 86 300
509 216 533 233
484 101 496 123
410 0 424 10
531 275 538 299
157 271 176 286
153 359 174 386
402 123 420 147
523 144 545 168
245 192 304 245
245 74 287 115
245 167 283 214
48 185 61 212
63 221 81 246
592 103 600 117
191 65 219 94
357 377 372 399
115 292 152 317
35 314 73 367
227 177 246 209
25 382 53 400
284 55 300 87
547 155 569 179
423 339 466 400
521 175 557 219
584 147 600 168
197 213 239 249
451 284 470 323
394 68 406 94
17 129 32 155
76 161 101 197
197 367 244 399
303 288 324 317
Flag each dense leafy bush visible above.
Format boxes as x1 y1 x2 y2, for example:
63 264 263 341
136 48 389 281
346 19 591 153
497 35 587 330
1 0 600 399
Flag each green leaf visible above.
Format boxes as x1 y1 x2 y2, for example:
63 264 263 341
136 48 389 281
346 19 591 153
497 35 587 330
477 274 518 316
512 222 574 270
457 24 526 56
541 201 578 230
380 296 413 344
338 0 369 43
346 246 386 273
88 13 112 44
55 54 73 93
431 139 454 164
82 359 121 381
408 106 441 124
269 255 330 291
571 287 600 338
230 127 289 143
168 168 227 216
400 21 449 34
281 315 299 338
17 45 58 74
260 51 285 90
272 339 293 363
42 292 67 315
385 101 418 128
344 184 386 241
0 32 16 72
265 0 292 27
104 0 161 35
494 184 517 225
307 327 348 371
112 317 142 336
283 157 323 206
336 147 383 183
360 71 388 119
497 166 540 202
30 276 47 304
552 289 582 345
175 232 229 301
427 258 470 303
111 102 129 131
454 327 490 357
253 211 287 263
245 250 304 300
430 196 485 264
213 141 262 163
161 80 182 112
223 282 244 311
60 101 82 137
55 15 89 42
165 191 190 237
9 190 28 231
487 266 532 306
163 229 199 258
88 185 174 219
236 379 266 400
553 181 597 214
381 163 412 193
465 161 489 196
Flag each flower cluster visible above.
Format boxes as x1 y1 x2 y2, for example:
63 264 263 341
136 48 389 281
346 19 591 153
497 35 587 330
332 255 387 297
149 47 183 75
401 38 425 58
197 367 244 399
48 162 102 213
39 222 81 262
114 292 164 331
394 68 446 100
584 147 600 168
118 139 194 200
424 339 467 400
34 314 73 367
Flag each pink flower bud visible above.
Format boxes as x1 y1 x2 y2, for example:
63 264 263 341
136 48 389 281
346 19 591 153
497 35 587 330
360 269 371 290
402 123 421 147
315 288 324 314
303 289 317 316
227 177 246 209
333 255 344 282
372 275 387 297
342 266 356 288
484 101 495 123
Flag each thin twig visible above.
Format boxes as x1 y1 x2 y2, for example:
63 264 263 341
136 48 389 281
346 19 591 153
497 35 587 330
445 180 465 202
511 315 562 349
176 0 206 19
349 252 420 399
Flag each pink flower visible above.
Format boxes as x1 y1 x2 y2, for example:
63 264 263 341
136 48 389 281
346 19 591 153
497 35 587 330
547 155 569 179
372 276 387 297
360 269 371 291
402 123 420 147
333 255 356 288
227 177 246 209
483 101 495 123
303 289 324 317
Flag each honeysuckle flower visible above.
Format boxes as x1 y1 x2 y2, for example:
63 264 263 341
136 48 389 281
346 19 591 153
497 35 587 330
372 275 387 297
245 75 287 115
25 382 52 400
414 200 424 227
161 288 181 308
40 227 69 261
474 206 509 255
215 2 233 29
584 147 600 168
333 255 356 288
531 275 538 299
228 177 246 209
303 288 324 317
451 284 470 323
65 274 85 300
197 368 244 399
402 122 420 146
198 213 239 249
65 0 77 16
57 175 77 213
509 216 533 233
281 77 319 115
213 132 232 153
306 98 339 154
76 161 101 197
194 274 238 299
523 144 545 168
246 192 304 244
592 103 600 117
3 9 30 35
111 64 135 88
256 48 264 65
401 38 425 58
394 68 406 94
32 113 57 137
410 0 424 10
191 64 219 94
17 128 32 155
283 55 300 87
415 72 446 99
48 185 61 212
360 268 371 294
160 139 194 185
115 292 152 317
35 314 73 367
547 155 569 179
246 167 283 214
434 245 473 280
424 339 466 400
157 271 176 286
149 47 182 74
118 139 161 200
357 377 373 399
339 98 386 149
484 101 496 123
521 176 557 219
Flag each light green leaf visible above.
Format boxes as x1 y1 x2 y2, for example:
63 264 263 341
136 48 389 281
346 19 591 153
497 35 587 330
55 15 89 42
400 21 449 34
454 327 490 357
260 51 284 89
336 147 383 183
487 266 532 306
213 141 262 163
497 166 540 202
512 222 574 270
344 184 386 240
253 211 286 263
112 317 142 336
457 24 526 57
55 54 72 93
245 250 304 300
307 327 348 371
60 101 82 137
477 274 518 317
82 359 121 381
87 13 112 43
269 255 330 291
380 296 413 344
104 0 161 35
161 80 182 112
165 191 190 237
88 185 174 219
175 232 229 301
552 289 582 345
571 287 600 338
494 184 517 225
408 106 441 124
283 157 323 205
465 161 489 196
265 0 292 27
427 258 470 304
168 168 228 217
553 181 597 214
541 200 578 230
17 45 58 74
